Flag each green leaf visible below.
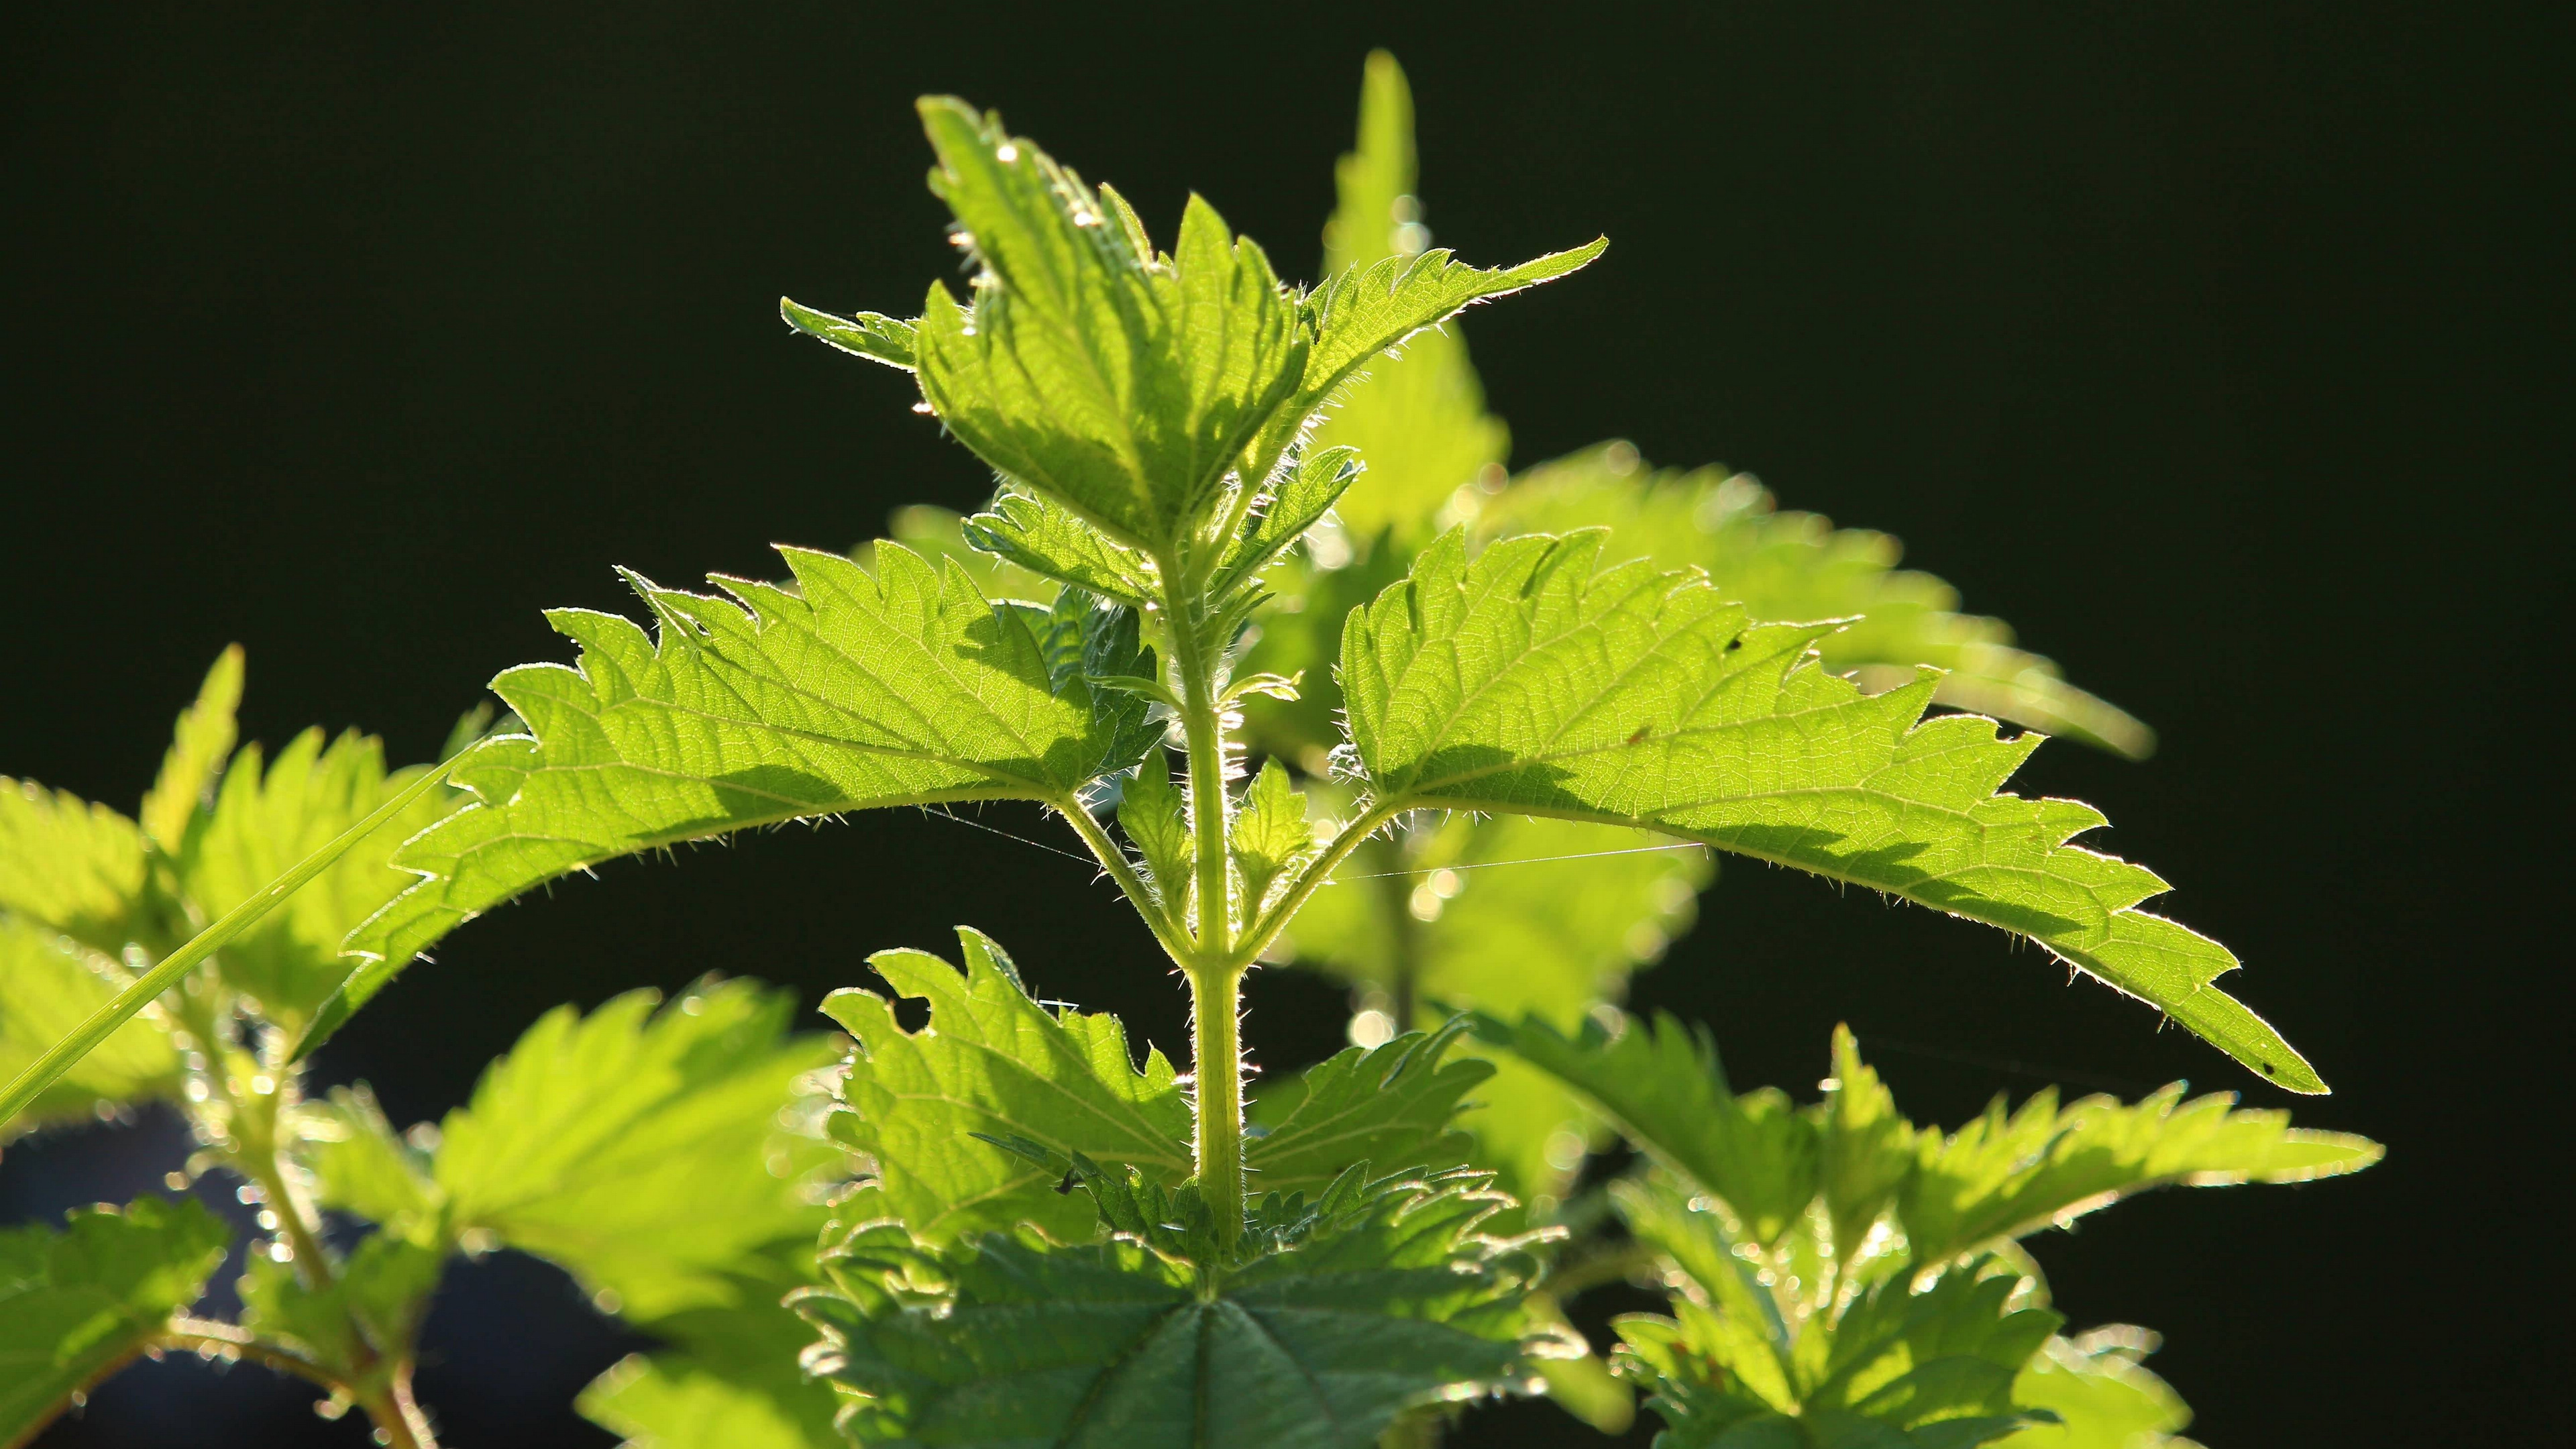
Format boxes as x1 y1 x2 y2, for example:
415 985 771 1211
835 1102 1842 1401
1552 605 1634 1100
821 928 1191 1248
1322 52 1419 280
1116 755 1196 916
0 1196 229 1444
1296 240 1605 421
1244 1019 1493 1193
798 1167 1542 1449
139 645 244 852
1476 446 2154 759
582 1292 843 1449
778 299 917 370
1284 810 1711 1199
1473 1010 1819 1247
179 727 454 1030
912 99 1307 549
1345 530 2322 1091
1819 1026 1917 1263
961 488 1160 608
237 1231 444 1384
1 920 177 1138
1995 1330 2194 1449
1208 445 1362 600
1237 546 1415 765
1809 1266 2059 1439
0 779 145 959
1616 1260 2061 1449
1898 1078 2381 1268
1611 1173 1799 1389
326 542 1152 1049
1307 52 1514 545
299 1083 441 1234
431 979 837 1320
871 504 1063 605
1230 759 1314 913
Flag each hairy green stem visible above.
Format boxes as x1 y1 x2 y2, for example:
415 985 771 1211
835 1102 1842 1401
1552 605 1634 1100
355 1375 438 1449
1187 961 1247 1241
1055 795 1193 964
206 1022 439 1446
1236 797 1404 971
1165 600 1233 959
0 755 458 1127
161 1318 435 1448
1158 545 1254 1244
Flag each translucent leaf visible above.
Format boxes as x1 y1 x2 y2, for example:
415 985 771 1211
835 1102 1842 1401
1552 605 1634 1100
0 1196 229 1443
798 1167 1542 1449
913 99 1307 549
1244 1019 1492 1193
1616 1259 2061 1449
1117 755 1196 915
870 504 1061 605
1898 1079 2381 1267
1308 52 1514 544
777 299 916 370
139 645 244 852
1477 447 2154 758
431 979 837 1320
581 1287 841 1449
237 1231 443 1383
820 928 1190 1248
1995 1330 2196 1449
1345 531 2322 1091
961 488 1159 608
1230 759 1314 912
0 779 146 959
179 727 454 1030
1474 1010 1819 1247
325 543 1155 1049
299 1083 440 1233
1286 810 1711 1199
1 920 176 1138
1819 1025 1917 1263
1297 240 1605 419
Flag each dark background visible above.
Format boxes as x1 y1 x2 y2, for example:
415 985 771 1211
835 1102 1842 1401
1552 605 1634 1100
2 3 2559 1444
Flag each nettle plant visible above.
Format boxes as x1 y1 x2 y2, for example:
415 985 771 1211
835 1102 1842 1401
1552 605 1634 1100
1 54 2377 1449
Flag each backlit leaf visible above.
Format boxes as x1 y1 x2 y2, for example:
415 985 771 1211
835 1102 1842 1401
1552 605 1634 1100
821 928 1191 1248
1477 447 2154 758
912 101 1306 549
1230 759 1315 913
1307 52 1514 545
0 1196 229 1444
798 1167 1542 1449
0 921 176 1138
1898 1080 2381 1267
0 780 145 959
139 645 244 852
1995 1330 2195 1449
1245 1019 1492 1193
581 1283 842 1449
432 979 837 1320
325 543 1155 1050
1474 1010 1819 1246
779 299 917 371
180 727 453 1030
1346 531 2322 1090
1616 1259 2061 1449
